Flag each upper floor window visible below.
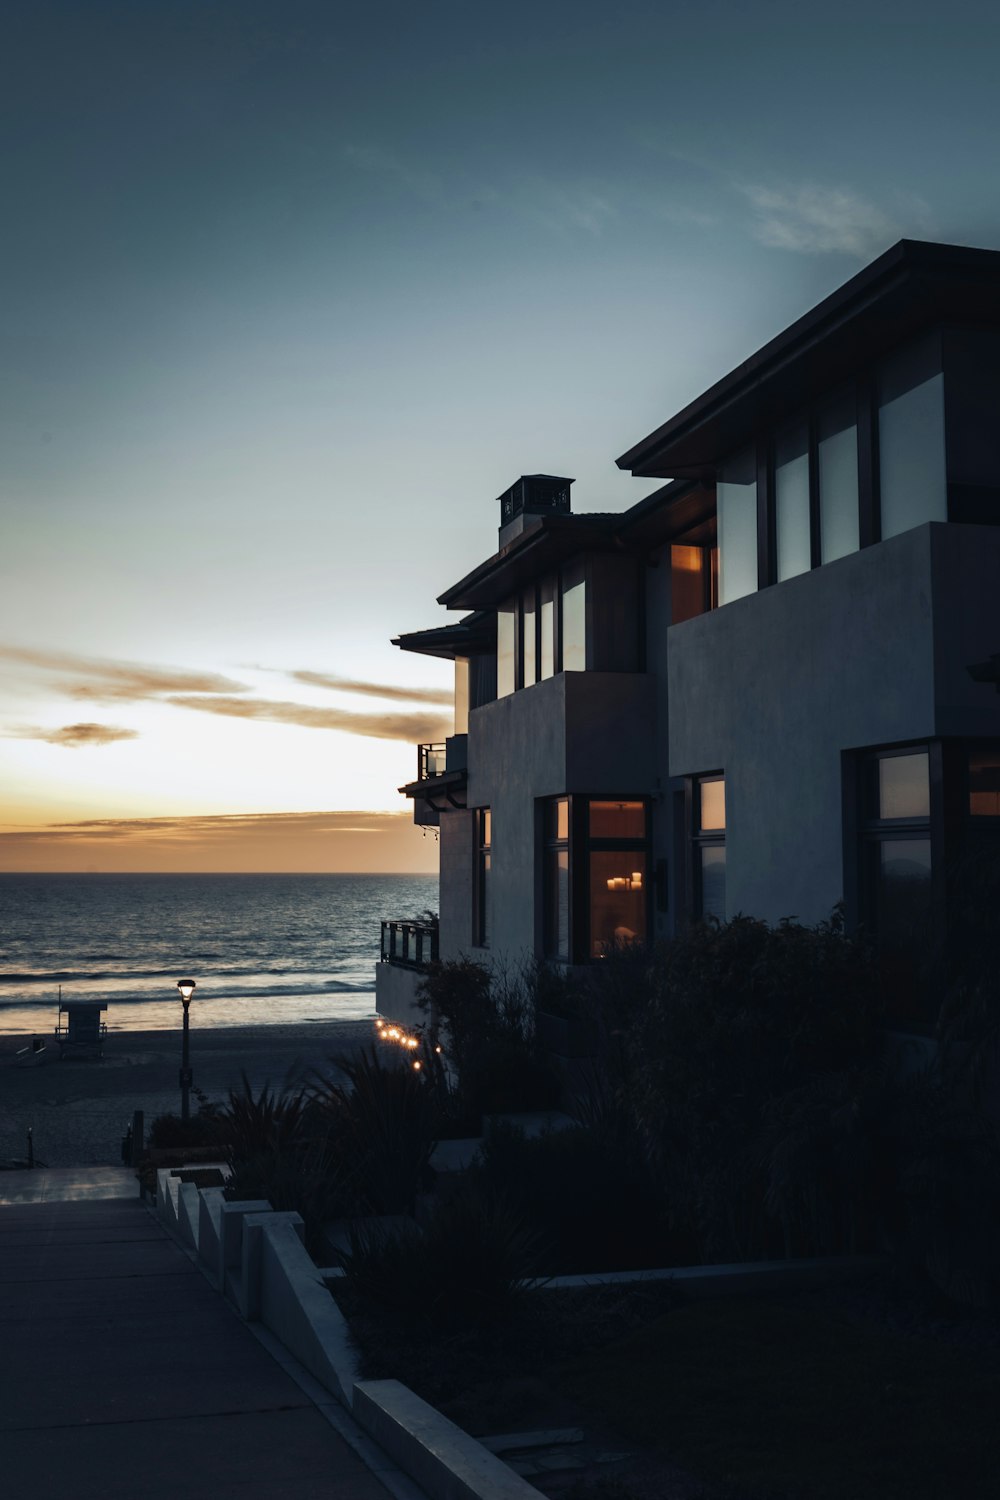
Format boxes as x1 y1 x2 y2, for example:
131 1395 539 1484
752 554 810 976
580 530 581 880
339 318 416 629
496 560 590 695
717 449 758 606
715 332 946 607
454 656 470 735
671 544 718 624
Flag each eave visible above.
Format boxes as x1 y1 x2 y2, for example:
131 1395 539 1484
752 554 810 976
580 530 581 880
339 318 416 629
398 769 468 811
616 239 1000 480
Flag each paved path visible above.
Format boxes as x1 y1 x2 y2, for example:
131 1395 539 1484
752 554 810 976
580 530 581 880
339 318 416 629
0 1175 405 1500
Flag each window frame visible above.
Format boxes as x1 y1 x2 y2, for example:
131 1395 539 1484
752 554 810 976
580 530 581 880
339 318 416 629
473 807 492 949
540 794 652 963
690 773 726 923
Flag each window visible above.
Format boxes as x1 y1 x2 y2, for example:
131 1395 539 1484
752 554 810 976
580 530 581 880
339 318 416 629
561 560 587 671
775 420 811 582
586 800 649 957
521 588 537 688
859 747 934 1026
877 334 946 541
539 576 557 680
717 448 758 605
671 544 718 624
474 808 492 947
543 798 570 960
817 385 859 563
692 775 726 922
497 603 516 698
454 657 470 735
542 796 650 961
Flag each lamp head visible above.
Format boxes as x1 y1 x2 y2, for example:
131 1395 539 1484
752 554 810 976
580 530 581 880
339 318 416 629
177 979 196 1004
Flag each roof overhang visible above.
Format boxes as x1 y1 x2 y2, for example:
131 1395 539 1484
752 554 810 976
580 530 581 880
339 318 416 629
399 769 468 810
437 514 623 611
616 239 1000 480
393 611 495 660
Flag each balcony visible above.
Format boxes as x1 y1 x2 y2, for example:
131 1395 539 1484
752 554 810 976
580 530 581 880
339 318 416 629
418 742 447 779
380 918 439 969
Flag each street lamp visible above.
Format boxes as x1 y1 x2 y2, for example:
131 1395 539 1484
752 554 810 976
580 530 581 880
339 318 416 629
176 979 196 1122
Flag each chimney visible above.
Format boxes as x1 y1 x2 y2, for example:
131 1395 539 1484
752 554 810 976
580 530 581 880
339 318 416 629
497 474 574 547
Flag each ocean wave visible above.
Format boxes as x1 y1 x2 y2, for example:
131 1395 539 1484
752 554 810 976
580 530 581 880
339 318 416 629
0 978 375 1007
0 965 365 984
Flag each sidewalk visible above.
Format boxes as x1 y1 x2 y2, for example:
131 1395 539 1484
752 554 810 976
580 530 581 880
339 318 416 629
0 1173 402 1500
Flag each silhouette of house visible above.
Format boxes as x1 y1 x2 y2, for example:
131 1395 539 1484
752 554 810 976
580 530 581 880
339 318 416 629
377 240 1000 1034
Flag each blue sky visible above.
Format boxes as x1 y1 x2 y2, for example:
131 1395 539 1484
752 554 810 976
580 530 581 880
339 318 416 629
3 0 999 868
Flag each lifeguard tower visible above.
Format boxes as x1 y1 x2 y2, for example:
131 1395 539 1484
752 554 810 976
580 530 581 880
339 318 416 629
55 999 108 1059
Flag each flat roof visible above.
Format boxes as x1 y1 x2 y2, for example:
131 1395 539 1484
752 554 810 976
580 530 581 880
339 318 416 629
616 239 1000 480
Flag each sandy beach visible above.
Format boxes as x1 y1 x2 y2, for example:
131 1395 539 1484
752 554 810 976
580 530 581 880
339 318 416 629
0 1020 379 1169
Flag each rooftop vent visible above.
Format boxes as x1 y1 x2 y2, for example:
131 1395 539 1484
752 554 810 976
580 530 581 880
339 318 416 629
496 474 574 527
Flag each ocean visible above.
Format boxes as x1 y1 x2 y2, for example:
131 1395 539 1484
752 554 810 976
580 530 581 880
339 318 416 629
0 872 438 1034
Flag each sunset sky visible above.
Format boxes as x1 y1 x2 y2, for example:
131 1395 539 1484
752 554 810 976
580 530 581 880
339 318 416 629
4 0 1000 872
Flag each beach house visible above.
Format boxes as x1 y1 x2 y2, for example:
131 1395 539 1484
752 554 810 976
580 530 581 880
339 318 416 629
376 240 1000 1035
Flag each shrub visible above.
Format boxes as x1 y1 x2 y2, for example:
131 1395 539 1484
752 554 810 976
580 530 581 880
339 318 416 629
148 1102 224 1150
335 1183 540 1334
221 1072 309 1161
416 957 560 1127
474 1120 681 1273
621 912 882 1261
309 1045 440 1215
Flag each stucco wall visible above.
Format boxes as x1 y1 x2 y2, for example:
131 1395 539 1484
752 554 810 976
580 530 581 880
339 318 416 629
667 524 941 925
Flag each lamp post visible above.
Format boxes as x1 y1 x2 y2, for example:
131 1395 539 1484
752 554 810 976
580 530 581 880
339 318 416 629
176 979 196 1122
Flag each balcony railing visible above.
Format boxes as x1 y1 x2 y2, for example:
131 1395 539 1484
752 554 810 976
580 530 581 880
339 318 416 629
418 742 447 780
380 918 439 969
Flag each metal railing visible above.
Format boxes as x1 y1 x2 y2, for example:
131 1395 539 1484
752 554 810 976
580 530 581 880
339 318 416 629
418 742 447 780
380 918 439 968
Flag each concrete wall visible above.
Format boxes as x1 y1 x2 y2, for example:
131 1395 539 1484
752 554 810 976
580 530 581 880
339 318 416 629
931 523 1000 735
374 962 426 1031
439 807 474 961
667 523 941 925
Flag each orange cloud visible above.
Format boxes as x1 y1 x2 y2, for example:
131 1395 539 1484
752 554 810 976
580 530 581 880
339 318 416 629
0 809 438 874
6 722 139 748
288 670 452 706
0 643 248 702
167 694 449 743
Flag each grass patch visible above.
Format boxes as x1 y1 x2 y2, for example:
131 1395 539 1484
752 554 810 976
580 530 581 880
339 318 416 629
558 1292 1000 1500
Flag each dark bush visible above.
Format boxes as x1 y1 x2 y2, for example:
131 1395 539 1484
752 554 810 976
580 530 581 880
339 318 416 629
335 1183 540 1334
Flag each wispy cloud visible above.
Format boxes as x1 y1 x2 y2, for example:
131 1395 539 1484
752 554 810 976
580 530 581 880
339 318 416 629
341 144 446 206
21 809 405 842
0 809 433 873
6 721 139 749
287 670 452 706
737 183 922 259
0 644 248 703
167 694 449 743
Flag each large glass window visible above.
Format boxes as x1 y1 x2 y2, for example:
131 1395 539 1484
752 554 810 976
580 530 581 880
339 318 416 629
878 335 946 541
817 386 859 564
717 448 758 605
454 657 470 735
521 589 537 688
969 748 1000 816
587 800 648 956
539 577 556 680
475 808 491 947
561 561 587 672
543 798 570 960
693 775 726 922
671 544 715 625
775 421 811 582
497 602 516 698
861 746 934 1026
542 797 649 962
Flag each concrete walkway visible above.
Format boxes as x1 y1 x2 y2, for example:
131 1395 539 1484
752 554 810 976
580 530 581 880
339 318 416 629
0 1175 409 1499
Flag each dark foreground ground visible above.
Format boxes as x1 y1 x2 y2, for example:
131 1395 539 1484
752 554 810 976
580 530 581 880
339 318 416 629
0 1020 377 1167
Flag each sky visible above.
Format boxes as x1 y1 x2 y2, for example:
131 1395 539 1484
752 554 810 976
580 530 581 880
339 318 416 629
3 0 1000 871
